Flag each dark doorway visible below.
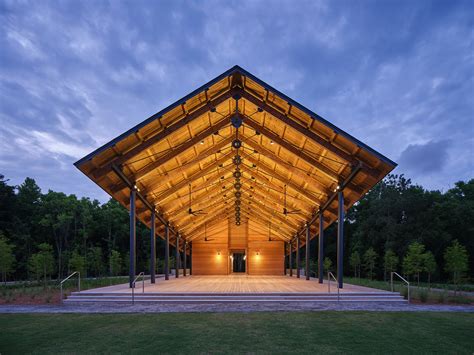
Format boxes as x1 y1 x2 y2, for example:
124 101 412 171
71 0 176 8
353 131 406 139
232 253 246 273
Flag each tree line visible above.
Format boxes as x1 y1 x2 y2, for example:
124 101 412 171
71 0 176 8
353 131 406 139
0 174 472 286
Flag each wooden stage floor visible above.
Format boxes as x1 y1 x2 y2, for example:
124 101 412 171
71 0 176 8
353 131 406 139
82 275 382 294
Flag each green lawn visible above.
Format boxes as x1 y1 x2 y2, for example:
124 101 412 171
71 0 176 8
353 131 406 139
1 312 473 354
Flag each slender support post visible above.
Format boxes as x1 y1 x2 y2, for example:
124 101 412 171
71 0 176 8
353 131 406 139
318 211 324 284
289 241 293 276
189 242 193 275
150 212 156 284
183 241 187 277
284 243 287 275
296 236 301 278
165 223 169 280
337 190 344 289
129 188 136 288
305 223 310 280
175 234 180 278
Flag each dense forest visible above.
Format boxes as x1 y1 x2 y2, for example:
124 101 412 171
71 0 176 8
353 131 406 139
0 173 472 284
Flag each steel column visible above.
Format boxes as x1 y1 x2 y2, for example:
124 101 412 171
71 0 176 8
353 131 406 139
129 188 136 288
175 234 180 278
183 242 187 277
284 243 287 275
296 236 301 278
337 190 344 289
165 223 169 280
318 211 324 284
305 224 310 280
150 212 156 284
289 242 293 276
189 242 192 275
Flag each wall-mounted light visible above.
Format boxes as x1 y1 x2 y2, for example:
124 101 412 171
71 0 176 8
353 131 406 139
256 251 260 256
217 250 221 256
243 255 247 260
200 140 205 145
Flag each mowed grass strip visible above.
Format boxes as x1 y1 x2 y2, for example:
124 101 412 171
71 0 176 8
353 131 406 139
0 312 473 354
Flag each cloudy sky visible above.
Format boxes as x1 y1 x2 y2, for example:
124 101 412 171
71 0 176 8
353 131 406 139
1 0 473 202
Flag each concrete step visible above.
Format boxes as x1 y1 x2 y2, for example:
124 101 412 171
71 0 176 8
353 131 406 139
65 292 407 303
71 291 398 297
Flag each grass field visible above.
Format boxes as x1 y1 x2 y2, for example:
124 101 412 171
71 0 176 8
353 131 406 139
1 312 473 354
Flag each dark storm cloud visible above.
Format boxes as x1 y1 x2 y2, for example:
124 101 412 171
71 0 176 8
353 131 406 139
399 140 452 174
0 0 472 201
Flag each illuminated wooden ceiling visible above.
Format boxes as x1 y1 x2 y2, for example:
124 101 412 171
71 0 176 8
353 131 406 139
75 66 396 246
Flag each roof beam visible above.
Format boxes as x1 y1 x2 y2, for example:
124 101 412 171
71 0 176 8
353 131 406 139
109 134 233 195
145 151 234 204
93 88 236 179
242 138 332 196
241 152 328 210
132 118 230 182
243 115 352 186
240 90 380 179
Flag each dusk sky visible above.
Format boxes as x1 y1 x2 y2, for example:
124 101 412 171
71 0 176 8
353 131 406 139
1 0 473 202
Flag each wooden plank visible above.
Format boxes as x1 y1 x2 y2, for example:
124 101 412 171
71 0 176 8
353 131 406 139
240 90 380 179
93 89 236 178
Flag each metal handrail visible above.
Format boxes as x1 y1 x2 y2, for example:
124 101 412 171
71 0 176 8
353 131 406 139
327 271 340 301
60 271 80 304
391 272 410 303
131 272 145 304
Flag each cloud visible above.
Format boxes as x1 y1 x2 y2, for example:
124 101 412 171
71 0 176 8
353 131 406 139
398 140 452 174
0 0 472 201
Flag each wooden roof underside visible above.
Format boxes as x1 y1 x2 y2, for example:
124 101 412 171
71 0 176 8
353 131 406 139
75 66 396 249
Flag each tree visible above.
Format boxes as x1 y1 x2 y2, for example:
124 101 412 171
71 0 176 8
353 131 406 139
38 191 75 279
363 248 377 280
0 233 15 284
423 251 436 289
403 242 425 285
88 246 104 277
323 257 333 274
444 240 469 294
28 243 55 287
69 250 86 276
349 251 361 278
383 249 399 281
109 250 122 276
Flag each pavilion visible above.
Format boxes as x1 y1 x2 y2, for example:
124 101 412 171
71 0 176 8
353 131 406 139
74 65 396 290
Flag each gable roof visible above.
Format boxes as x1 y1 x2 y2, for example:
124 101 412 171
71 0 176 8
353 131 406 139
75 65 396 246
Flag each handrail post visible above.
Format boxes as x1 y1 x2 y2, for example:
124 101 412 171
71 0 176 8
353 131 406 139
390 272 393 292
391 272 410 304
327 272 330 293
60 271 80 304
